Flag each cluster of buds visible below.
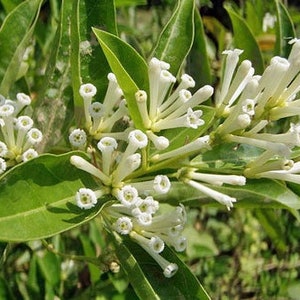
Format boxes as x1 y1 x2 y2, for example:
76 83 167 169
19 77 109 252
0 93 43 174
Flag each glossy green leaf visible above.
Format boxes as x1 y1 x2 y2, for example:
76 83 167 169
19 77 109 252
93 28 149 129
274 0 296 58
151 0 195 76
0 0 43 96
71 0 117 122
225 5 264 74
112 233 211 300
0 152 104 242
115 0 147 6
0 0 23 13
33 0 73 153
187 8 212 89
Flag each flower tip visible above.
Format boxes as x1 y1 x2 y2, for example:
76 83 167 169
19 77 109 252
163 263 178 278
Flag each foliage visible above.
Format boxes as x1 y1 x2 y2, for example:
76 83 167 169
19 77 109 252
0 0 300 299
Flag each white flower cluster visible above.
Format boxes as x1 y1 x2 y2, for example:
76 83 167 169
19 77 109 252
0 93 42 173
69 73 128 149
211 40 300 185
104 181 186 278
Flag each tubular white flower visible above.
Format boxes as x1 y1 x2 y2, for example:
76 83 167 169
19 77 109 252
128 129 148 149
163 85 214 120
75 188 98 209
156 70 176 107
70 155 111 185
151 135 210 162
135 212 153 226
216 49 244 107
158 89 192 118
102 73 123 115
88 102 105 133
23 128 43 151
0 104 14 117
135 90 151 128
115 216 133 235
21 148 38 162
99 99 128 132
153 175 171 194
0 157 6 174
0 95 5 106
217 60 254 112
97 136 118 175
149 236 165 253
153 108 204 131
112 153 141 184
16 93 31 114
116 185 139 207
172 236 187 252
132 196 159 216
188 171 246 186
0 141 8 157
0 104 15 148
146 131 169 150
79 83 97 127
69 129 87 148
185 179 237 210
226 134 291 157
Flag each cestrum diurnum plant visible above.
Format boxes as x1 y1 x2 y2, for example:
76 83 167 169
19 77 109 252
70 39 300 277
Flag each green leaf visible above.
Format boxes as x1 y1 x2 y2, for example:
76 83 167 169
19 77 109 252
93 28 149 129
0 0 23 13
151 0 195 76
186 8 212 89
0 152 104 242
274 0 296 58
0 0 43 96
113 234 211 300
33 0 73 153
115 0 147 6
71 0 117 123
254 209 287 255
225 5 264 74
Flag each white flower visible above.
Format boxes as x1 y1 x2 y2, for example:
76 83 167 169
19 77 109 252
97 136 118 152
115 216 133 235
0 157 6 174
0 141 8 157
116 185 139 207
146 131 169 150
75 188 98 209
136 212 153 226
69 129 87 148
26 128 43 145
185 179 237 211
149 236 165 253
79 83 97 99
89 102 105 118
0 104 14 117
22 148 38 162
15 116 33 131
70 155 111 185
262 12 276 32
153 175 171 194
172 236 187 252
16 93 31 114
128 129 148 149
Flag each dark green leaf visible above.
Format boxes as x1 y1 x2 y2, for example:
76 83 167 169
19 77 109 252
187 8 212 89
0 152 104 242
113 233 211 299
274 0 296 58
93 28 149 129
71 0 117 123
151 0 195 76
225 5 264 74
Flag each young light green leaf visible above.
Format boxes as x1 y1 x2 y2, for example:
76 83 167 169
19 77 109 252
71 0 117 123
225 5 264 74
0 0 43 96
0 152 105 242
93 28 149 129
274 0 296 58
112 234 211 299
151 0 195 76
